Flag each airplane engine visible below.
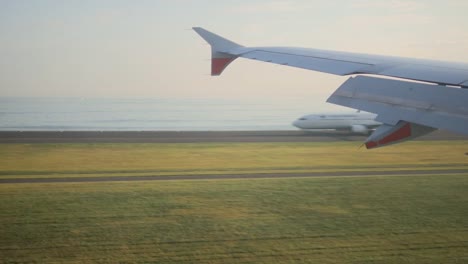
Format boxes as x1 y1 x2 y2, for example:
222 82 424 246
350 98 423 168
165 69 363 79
350 125 369 134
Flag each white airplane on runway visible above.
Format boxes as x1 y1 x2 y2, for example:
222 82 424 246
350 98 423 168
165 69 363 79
293 112 380 134
193 27 468 149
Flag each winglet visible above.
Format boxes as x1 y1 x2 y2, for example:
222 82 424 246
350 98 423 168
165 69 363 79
193 27 243 76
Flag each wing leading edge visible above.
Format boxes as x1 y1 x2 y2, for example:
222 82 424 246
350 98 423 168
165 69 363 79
193 27 468 87
193 27 468 148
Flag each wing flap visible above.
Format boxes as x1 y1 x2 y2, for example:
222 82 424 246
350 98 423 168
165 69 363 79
378 64 468 86
327 76 468 135
364 121 436 149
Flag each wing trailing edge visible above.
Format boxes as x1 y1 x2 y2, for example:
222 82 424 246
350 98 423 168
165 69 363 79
363 121 435 149
327 75 468 148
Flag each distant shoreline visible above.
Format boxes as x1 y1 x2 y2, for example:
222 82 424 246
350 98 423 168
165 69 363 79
1 130 466 143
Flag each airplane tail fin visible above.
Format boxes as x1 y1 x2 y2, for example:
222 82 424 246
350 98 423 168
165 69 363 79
193 27 243 76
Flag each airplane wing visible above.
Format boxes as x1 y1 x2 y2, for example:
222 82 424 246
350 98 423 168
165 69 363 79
193 27 468 148
327 76 468 148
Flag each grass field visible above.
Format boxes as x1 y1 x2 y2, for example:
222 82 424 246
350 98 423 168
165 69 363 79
1 141 468 263
1 175 468 263
1 141 467 178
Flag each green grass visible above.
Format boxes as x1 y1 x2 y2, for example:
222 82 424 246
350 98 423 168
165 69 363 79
1 141 467 178
1 175 468 263
1 141 468 262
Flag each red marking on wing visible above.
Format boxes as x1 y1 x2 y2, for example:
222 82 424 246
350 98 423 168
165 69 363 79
365 123 412 149
365 141 378 149
378 123 411 145
212 58 235 76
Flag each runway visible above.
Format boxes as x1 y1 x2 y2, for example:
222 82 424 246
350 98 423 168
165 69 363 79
0 130 467 143
1 169 467 184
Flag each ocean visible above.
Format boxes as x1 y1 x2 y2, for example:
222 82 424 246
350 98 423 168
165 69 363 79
0 97 339 131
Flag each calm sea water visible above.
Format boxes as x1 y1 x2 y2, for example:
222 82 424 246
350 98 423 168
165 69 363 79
0 97 338 131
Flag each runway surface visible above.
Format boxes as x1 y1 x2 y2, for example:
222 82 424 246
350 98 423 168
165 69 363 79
1 130 467 143
1 169 467 184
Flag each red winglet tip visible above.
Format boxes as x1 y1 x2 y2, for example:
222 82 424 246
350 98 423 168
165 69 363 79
211 58 234 76
365 141 378 149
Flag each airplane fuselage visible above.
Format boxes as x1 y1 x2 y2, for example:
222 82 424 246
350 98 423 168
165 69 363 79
293 112 380 133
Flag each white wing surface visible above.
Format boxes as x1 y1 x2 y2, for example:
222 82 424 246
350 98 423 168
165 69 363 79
193 27 468 86
193 27 468 148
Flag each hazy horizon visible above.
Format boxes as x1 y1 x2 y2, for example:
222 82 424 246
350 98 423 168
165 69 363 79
2 1 468 111
0 96 360 131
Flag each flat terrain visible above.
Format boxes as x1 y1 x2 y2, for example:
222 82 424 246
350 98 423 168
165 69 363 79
1 129 467 143
1 141 467 181
1 132 467 263
1 175 468 263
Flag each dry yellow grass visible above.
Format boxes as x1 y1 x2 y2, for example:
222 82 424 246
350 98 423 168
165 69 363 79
1 141 467 178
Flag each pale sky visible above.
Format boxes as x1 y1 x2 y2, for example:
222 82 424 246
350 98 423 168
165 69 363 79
1 0 468 109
